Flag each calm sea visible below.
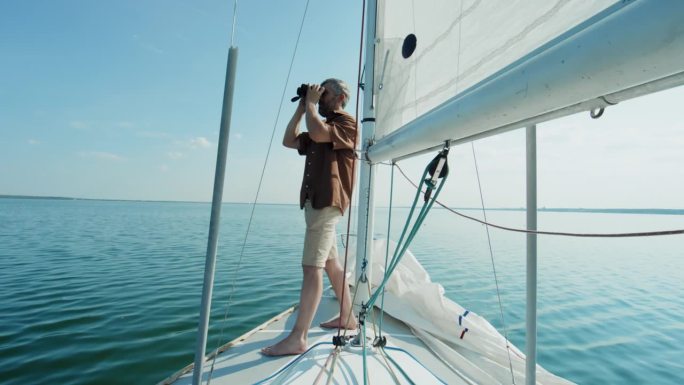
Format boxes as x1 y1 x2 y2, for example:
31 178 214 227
1 198 683 384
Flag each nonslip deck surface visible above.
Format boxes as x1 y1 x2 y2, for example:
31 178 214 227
166 289 470 384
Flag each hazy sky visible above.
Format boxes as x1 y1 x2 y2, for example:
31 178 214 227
1 1 682 209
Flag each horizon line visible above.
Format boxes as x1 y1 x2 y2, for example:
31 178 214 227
1 194 683 214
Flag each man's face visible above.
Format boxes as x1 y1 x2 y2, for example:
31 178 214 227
317 84 335 117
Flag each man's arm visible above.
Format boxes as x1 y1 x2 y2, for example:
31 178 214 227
305 104 332 143
283 103 305 149
304 84 332 143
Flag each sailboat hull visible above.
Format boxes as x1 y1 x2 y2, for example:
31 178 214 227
161 292 470 384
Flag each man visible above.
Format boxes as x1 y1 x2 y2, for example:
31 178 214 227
261 79 358 356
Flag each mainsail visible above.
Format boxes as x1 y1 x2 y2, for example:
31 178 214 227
368 0 684 162
374 0 615 138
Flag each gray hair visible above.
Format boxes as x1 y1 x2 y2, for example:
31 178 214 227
322 78 350 108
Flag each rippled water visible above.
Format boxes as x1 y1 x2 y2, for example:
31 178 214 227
1 198 683 384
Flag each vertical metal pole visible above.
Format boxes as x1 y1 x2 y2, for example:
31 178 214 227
525 125 537 385
192 46 238 385
354 0 378 312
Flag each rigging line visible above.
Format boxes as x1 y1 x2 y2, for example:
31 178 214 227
342 273 364 340
470 143 516 385
393 163 684 238
208 0 312 378
316 285 357 385
378 347 403 385
320 281 356 382
367 162 449 309
252 342 334 385
362 164 374 267
230 0 238 46
366 278 378 337
324 349 341 385
384 347 448 385
367 169 427 308
338 0 366 339
381 348 417 385
362 318 369 385
378 163 394 337
312 348 336 385
354 0 366 122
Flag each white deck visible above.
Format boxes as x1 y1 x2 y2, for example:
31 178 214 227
161 289 471 384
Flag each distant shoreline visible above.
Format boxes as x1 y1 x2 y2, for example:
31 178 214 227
442 207 684 216
0 194 205 205
2 194 683 215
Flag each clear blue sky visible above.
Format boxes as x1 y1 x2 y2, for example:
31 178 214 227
1 1 682 209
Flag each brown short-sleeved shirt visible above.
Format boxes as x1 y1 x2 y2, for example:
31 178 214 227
297 111 357 214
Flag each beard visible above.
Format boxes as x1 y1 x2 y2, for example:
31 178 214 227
318 100 333 118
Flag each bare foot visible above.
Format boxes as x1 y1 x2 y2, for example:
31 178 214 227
320 316 357 330
260 335 307 356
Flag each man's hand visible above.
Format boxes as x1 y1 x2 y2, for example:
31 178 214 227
305 83 325 105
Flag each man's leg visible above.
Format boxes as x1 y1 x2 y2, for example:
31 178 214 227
320 257 357 329
261 265 323 356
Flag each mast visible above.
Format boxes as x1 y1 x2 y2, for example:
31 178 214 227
192 46 238 385
354 0 378 311
525 125 537 385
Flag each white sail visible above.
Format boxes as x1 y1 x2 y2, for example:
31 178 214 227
373 0 615 139
343 238 573 385
369 0 684 162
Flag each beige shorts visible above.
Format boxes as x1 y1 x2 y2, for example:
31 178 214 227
302 201 341 268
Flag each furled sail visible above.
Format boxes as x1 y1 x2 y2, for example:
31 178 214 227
344 238 573 384
368 0 684 162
